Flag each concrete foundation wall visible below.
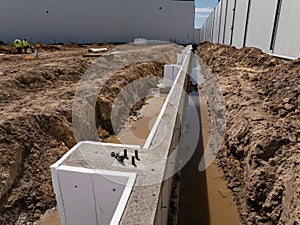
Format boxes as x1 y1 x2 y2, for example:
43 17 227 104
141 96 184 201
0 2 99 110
154 59 190 225
0 0 199 44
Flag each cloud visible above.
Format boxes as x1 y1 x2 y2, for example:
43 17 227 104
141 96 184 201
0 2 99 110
195 14 209 19
195 7 213 13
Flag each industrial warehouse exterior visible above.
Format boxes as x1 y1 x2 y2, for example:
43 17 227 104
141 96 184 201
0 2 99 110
0 0 200 44
2 0 300 59
200 0 300 59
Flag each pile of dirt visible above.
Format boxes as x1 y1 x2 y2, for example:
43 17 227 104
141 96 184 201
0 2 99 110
96 61 164 134
0 44 100 224
0 43 173 224
196 43 299 225
0 44 12 54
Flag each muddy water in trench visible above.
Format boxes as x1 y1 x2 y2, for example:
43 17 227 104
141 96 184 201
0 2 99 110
177 91 240 225
107 93 166 146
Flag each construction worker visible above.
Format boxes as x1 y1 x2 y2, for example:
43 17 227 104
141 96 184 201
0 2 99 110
14 38 23 54
22 38 34 54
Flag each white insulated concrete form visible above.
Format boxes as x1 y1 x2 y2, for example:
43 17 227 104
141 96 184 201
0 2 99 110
51 160 137 225
0 0 199 44
164 64 180 88
51 46 193 225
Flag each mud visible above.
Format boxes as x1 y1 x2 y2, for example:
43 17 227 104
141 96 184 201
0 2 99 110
0 43 178 224
200 94 240 225
108 94 166 146
177 91 240 225
196 43 300 225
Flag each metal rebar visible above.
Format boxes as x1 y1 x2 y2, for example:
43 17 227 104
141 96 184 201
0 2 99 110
124 149 128 159
135 150 140 160
132 156 136 167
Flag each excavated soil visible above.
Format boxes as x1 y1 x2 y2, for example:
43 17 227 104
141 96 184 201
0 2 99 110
196 43 300 225
0 43 176 224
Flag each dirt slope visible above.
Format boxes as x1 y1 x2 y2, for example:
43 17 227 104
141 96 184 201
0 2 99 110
196 43 300 225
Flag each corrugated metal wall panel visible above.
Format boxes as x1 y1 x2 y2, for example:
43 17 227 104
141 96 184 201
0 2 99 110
205 16 210 41
200 23 204 41
0 0 198 44
245 0 277 53
204 22 208 41
273 1 300 58
231 0 249 48
219 0 227 44
203 21 207 41
208 14 213 42
204 16 209 42
212 4 220 43
211 8 216 43
200 0 300 59
223 0 235 45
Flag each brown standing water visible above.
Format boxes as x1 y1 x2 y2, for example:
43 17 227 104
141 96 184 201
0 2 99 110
107 94 166 146
177 91 240 225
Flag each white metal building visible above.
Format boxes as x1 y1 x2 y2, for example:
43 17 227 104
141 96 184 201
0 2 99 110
0 0 200 44
200 0 300 59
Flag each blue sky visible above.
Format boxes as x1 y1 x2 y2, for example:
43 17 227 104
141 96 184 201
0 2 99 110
194 0 218 28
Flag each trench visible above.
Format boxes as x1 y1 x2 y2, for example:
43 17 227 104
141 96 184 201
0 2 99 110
38 89 240 225
106 75 241 225
37 87 166 225
177 88 240 225
38 51 240 225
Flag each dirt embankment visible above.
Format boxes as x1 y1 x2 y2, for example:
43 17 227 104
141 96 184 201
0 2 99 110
0 43 166 224
95 61 164 135
196 43 300 225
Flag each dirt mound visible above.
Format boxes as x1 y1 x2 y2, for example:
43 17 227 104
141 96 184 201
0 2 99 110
196 43 300 225
0 62 163 224
0 44 12 54
0 45 95 224
96 61 164 134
